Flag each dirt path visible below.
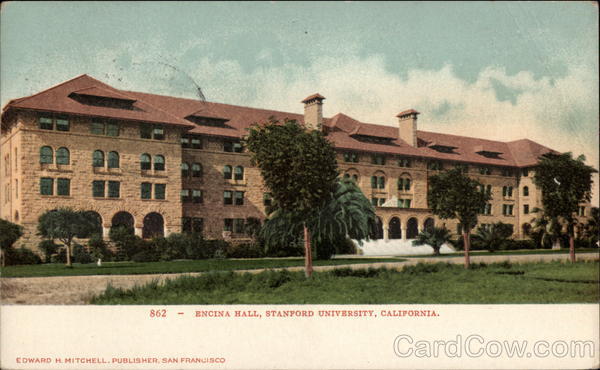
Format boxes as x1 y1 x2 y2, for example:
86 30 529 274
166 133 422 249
1 252 598 305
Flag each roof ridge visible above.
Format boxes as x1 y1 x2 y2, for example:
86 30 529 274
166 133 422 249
417 129 514 145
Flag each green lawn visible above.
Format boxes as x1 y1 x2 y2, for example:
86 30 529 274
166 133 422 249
91 260 600 304
399 248 599 258
0 257 406 278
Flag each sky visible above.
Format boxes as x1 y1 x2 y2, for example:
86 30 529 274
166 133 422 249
1 1 598 205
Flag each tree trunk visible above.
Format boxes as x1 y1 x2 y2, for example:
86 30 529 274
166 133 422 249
65 242 72 267
569 233 575 263
462 231 471 269
303 224 313 278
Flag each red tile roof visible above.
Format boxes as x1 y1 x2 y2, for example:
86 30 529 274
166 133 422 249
2 74 555 167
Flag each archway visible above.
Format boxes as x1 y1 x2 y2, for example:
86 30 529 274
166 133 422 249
424 218 435 233
143 212 164 239
83 211 103 236
389 217 402 239
111 211 134 233
369 217 384 240
406 217 419 239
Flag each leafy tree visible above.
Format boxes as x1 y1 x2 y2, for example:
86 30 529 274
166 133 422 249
412 226 452 255
528 207 564 249
427 168 490 268
260 179 376 260
581 207 599 247
0 219 24 267
38 239 59 263
472 222 514 252
109 225 139 260
533 152 597 262
245 118 339 276
37 208 97 266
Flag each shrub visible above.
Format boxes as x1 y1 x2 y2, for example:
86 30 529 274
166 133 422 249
183 233 209 260
73 244 93 264
38 239 59 263
330 267 382 278
5 247 42 265
226 242 264 258
87 234 114 261
109 225 141 259
264 237 304 257
131 249 160 262
0 219 24 266
51 249 67 263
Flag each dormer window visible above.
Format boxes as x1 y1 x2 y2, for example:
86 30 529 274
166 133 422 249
476 150 503 159
69 87 136 109
429 144 457 154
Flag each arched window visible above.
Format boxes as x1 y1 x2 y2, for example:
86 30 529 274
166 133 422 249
352 174 359 182
378 176 385 189
234 166 244 180
40 146 53 164
56 147 69 165
154 155 165 171
192 163 202 177
92 150 104 167
140 153 151 170
107 151 119 168
523 186 529 197
344 173 350 179
181 163 190 177
398 177 411 191
223 165 232 180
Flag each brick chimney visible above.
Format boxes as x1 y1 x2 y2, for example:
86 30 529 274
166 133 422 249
396 109 420 147
302 93 325 130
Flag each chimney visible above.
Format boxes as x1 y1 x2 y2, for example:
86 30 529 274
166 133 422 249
396 109 420 147
302 93 325 130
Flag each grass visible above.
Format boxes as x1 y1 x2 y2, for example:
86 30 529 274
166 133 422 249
91 260 600 304
399 248 599 258
0 257 406 278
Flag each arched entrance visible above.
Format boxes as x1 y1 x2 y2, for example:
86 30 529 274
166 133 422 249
370 217 384 240
389 217 402 239
406 217 419 239
83 211 103 236
424 218 435 233
112 211 134 233
143 212 164 239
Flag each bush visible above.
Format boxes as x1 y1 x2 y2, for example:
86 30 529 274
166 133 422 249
264 237 304 257
0 219 24 266
226 242 264 258
131 249 160 262
109 226 141 260
73 244 93 264
183 233 209 259
38 240 59 263
87 234 114 261
5 247 42 265
330 267 381 278
51 249 67 263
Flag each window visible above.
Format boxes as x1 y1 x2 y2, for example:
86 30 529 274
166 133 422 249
398 157 412 167
56 118 70 131
234 166 244 180
182 217 192 233
108 181 120 198
191 137 202 149
352 174 359 183
523 204 529 214
181 137 190 148
155 184 166 199
184 218 204 234
192 163 202 177
106 121 119 137
193 190 203 203
140 124 153 139
233 218 245 234
523 186 529 197
141 182 152 199
479 166 492 175
502 204 514 216
224 141 243 153
40 178 53 195
343 152 359 163
91 121 105 135
522 168 529 177
152 125 164 140
93 150 104 167
501 168 514 177
154 155 165 171
181 163 190 177
371 154 385 165
140 154 151 170
39 117 53 130
223 191 233 205
377 176 385 189
56 147 70 165
428 161 443 170
502 186 513 198
224 165 232 179
398 178 411 191
480 203 492 215
455 163 469 174
181 189 191 202
107 151 119 168
371 197 386 207
57 178 70 196
224 218 233 232
263 193 272 207
92 180 105 197
397 199 412 208
578 206 586 217
235 191 244 205
40 146 53 164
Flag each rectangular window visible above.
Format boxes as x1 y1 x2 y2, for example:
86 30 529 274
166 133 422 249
370 176 377 189
398 157 412 167
224 191 233 205
523 204 529 214
155 184 166 199
108 181 120 198
57 178 70 196
91 121 105 135
522 168 529 177
428 161 443 170
92 180 105 198
153 126 165 140
192 218 203 233
223 141 233 152
344 152 359 163
182 217 192 233
233 142 243 153
235 191 244 205
372 198 379 207
479 167 492 175
503 204 514 216
191 137 202 149
233 218 245 234
56 118 70 131
181 189 190 202
39 117 53 130
192 190 203 203
224 218 233 232
141 182 152 199
140 123 153 139
371 154 385 165
40 178 53 195
106 122 119 137
377 176 385 189
181 137 190 148
502 168 514 177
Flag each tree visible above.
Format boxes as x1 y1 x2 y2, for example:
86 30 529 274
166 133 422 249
245 118 339 276
260 178 376 260
0 219 24 267
581 207 599 247
533 152 597 262
37 208 97 266
412 226 452 255
427 168 490 268
528 207 564 250
472 222 514 252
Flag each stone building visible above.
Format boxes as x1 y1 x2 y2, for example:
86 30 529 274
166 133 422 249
0 75 592 247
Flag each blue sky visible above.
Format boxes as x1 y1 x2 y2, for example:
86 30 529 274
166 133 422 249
1 1 598 203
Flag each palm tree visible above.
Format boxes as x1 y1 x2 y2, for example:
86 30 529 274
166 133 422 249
472 222 513 252
412 226 452 255
528 208 564 249
260 178 376 260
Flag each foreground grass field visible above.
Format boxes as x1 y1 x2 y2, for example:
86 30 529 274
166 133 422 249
400 248 599 258
91 260 600 304
0 257 406 278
